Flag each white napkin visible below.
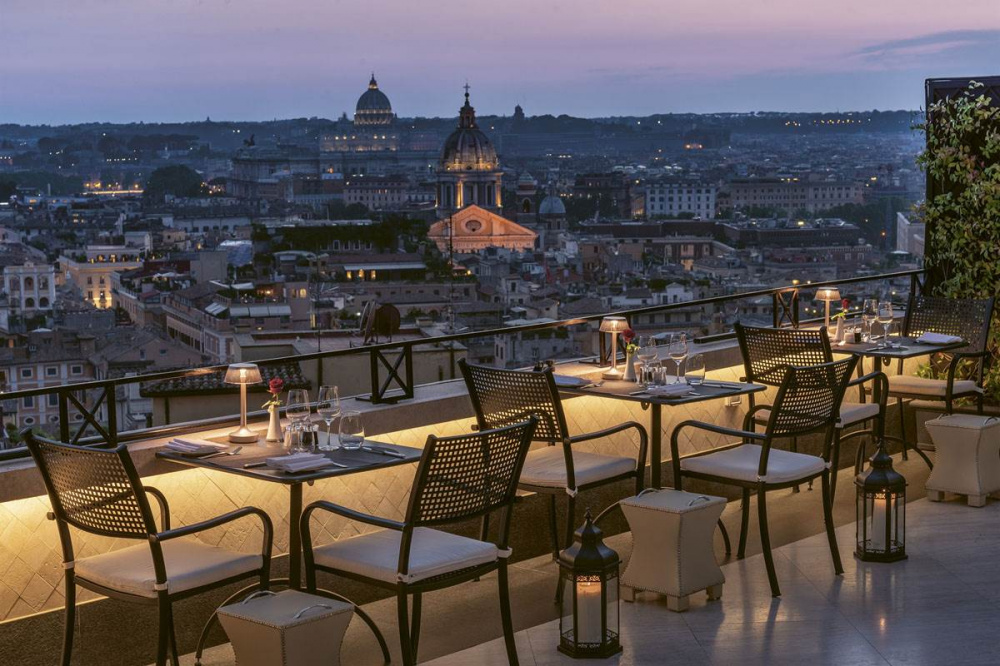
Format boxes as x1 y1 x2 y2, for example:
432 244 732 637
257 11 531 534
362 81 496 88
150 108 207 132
265 453 336 473
916 332 962 345
553 374 591 388
166 438 228 455
644 383 693 398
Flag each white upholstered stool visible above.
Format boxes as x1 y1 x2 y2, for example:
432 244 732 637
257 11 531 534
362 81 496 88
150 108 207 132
925 415 1000 507
620 488 726 612
218 590 353 666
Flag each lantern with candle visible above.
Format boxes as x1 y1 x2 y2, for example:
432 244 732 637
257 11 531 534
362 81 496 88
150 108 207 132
558 511 622 658
856 441 907 562
598 316 628 380
224 363 263 443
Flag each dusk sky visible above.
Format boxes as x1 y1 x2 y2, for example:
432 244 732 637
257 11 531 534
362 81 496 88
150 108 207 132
2 0 998 125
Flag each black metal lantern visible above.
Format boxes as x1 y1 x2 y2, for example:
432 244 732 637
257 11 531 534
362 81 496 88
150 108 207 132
558 510 621 658
856 441 907 562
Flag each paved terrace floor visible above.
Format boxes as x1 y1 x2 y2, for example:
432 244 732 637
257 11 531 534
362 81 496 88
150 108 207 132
176 454 1000 665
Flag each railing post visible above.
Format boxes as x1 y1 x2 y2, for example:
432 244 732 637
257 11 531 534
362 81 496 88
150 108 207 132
58 389 70 443
106 384 118 447
368 348 382 405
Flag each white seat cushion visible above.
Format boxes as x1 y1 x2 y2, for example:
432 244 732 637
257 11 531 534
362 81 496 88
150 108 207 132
519 446 635 490
680 444 827 484
312 527 500 584
888 375 982 398
75 537 262 598
755 402 879 428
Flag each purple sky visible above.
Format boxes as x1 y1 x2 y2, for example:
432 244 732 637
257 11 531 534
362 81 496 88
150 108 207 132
2 0 998 125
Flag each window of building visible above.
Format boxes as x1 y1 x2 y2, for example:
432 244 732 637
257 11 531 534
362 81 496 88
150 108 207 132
47 394 58 407
20 368 32 379
70 365 83 375
23 396 34 408
23 417 34 425
46 367 57 377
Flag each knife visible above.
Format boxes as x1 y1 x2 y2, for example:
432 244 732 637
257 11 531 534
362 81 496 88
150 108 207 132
362 445 406 458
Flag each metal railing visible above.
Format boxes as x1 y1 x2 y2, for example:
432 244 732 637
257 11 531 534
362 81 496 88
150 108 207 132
0 268 924 461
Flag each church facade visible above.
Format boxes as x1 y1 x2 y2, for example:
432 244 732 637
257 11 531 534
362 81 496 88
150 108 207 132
428 205 537 253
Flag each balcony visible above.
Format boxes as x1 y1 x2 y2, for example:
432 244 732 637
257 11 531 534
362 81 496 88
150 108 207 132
0 268 995 665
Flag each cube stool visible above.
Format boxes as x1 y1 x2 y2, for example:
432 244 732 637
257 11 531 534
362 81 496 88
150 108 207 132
218 589 353 666
925 414 1000 507
620 488 726 612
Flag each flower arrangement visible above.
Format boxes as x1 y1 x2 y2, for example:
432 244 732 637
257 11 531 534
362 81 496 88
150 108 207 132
262 377 284 409
832 298 851 320
622 328 638 355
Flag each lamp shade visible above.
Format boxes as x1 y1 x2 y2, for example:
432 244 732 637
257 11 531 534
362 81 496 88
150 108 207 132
224 363 262 385
599 316 628 333
815 287 841 303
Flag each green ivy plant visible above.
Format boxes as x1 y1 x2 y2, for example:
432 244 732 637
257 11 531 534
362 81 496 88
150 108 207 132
917 81 1000 401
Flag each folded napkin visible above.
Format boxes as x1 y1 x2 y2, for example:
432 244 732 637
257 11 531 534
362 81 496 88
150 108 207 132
553 374 592 388
644 383 693 398
916 332 962 345
265 453 336 473
166 438 228 455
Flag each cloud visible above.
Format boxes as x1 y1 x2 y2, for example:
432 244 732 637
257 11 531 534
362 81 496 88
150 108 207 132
854 29 1000 63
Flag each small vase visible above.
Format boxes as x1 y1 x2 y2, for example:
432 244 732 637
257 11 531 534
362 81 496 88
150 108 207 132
623 352 637 382
266 405 282 443
834 318 844 343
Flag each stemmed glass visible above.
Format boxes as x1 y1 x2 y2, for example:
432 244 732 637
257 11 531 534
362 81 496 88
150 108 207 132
668 333 689 384
877 301 894 348
862 299 879 342
636 336 659 386
316 386 341 451
286 389 311 426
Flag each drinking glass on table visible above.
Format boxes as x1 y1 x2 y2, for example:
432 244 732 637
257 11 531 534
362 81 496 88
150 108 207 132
636 336 659 387
316 385 341 451
862 299 878 342
886 320 902 349
668 333 688 384
686 353 705 386
339 410 365 451
876 301 894 348
286 389 311 424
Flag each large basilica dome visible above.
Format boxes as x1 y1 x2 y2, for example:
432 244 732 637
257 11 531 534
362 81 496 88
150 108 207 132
354 74 394 127
439 90 498 172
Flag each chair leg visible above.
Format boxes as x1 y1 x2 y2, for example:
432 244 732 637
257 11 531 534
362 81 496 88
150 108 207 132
498 561 520 666
822 470 843 576
898 397 908 460
169 611 180 666
791 437 801 492
410 592 422 661
156 595 172 666
480 512 491 543
397 589 414 666
547 495 560 560
61 571 76 666
718 519 731 557
830 430 842 504
737 488 751 560
757 486 780 597
555 494 576 605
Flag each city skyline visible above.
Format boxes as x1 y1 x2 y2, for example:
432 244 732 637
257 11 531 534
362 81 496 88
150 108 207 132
1 0 998 125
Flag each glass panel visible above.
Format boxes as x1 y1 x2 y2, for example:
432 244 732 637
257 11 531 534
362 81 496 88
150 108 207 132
559 572 573 642
606 575 619 638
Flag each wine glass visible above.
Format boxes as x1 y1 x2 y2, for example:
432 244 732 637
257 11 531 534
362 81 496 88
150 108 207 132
316 385 341 451
668 333 689 384
286 388 311 424
339 410 365 451
862 299 879 342
686 353 705 386
635 336 659 386
877 301 894 348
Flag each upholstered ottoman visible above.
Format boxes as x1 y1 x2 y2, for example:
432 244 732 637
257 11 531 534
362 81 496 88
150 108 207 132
925 415 1000 507
218 590 353 666
620 488 726 612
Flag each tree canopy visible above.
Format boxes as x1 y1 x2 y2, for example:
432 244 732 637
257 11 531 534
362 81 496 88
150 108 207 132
144 165 207 202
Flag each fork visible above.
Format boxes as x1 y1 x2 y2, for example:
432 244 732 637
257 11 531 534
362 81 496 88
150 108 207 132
201 446 243 459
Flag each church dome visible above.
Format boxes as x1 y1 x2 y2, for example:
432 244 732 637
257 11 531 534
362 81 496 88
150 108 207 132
354 74 394 127
440 89 499 172
539 183 566 216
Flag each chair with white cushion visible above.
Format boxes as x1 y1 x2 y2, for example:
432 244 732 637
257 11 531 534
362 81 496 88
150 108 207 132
459 359 648 562
25 432 273 666
671 357 857 597
735 323 887 502
884 296 994 466
300 419 537 666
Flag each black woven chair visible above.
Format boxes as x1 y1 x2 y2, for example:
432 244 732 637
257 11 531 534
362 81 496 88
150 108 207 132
885 296 995 465
458 359 648 561
671 357 857 597
25 431 273 666
735 323 888 500
301 419 537 666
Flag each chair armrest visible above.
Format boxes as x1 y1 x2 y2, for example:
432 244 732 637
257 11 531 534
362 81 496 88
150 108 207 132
154 506 273 546
946 350 989 395
672 420 766 445
302 500 405 531
143 487 171 531
568 421 647 445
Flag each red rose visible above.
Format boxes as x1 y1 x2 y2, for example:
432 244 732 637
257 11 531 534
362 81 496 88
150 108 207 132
268 378 284 395
622 328 636 343
841 298 849 310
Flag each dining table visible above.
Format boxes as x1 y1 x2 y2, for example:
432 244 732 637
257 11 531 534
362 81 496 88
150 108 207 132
555 375 767 488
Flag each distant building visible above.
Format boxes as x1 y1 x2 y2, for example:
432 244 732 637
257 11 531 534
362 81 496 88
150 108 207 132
572 173 634 219
895 211 925 257
59 246 143 309
436 88 503 218
645 180 717 219
428 205 537 253
729 177 864 214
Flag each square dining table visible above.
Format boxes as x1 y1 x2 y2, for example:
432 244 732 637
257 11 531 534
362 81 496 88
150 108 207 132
557 377 767 488
157 436 422 589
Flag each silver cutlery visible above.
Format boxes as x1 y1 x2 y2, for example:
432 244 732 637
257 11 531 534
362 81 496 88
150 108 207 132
362 445 406 458
201 446 242 459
